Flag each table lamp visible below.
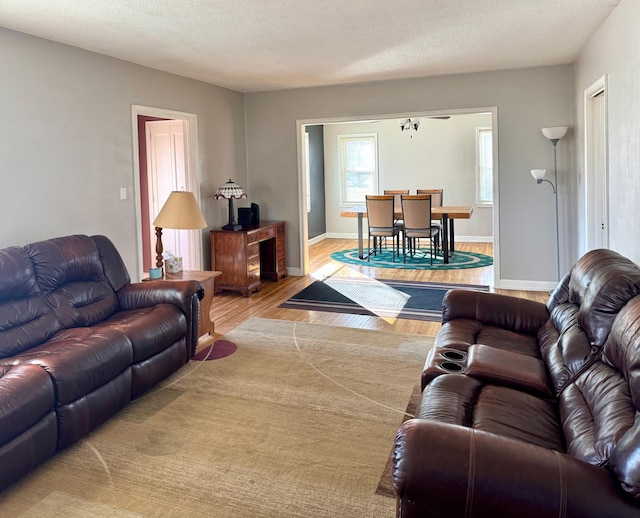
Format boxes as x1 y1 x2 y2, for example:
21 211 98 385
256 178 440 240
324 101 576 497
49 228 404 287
214 179 247 231
152 190 207 269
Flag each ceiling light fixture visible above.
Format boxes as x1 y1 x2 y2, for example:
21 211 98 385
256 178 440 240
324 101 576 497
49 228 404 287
399 118 420 138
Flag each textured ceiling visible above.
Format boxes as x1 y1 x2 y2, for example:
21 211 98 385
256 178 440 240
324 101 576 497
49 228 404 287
0 0 620 93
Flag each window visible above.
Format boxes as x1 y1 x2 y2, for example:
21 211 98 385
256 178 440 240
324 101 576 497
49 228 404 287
339 134 378 204
476 127 493 205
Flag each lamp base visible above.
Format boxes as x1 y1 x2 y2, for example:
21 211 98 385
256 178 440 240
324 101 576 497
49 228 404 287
221 223 242 231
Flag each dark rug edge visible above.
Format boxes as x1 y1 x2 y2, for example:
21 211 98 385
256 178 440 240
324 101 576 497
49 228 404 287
375 383 422 498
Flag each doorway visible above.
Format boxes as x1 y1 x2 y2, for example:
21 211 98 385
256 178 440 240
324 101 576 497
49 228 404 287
584 76 609 251
296 108 500 284
131 106 202 278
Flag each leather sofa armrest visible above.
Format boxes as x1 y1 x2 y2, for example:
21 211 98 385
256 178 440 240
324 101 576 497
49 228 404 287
441 289 550 335
393 419 638 518
465 344 553 397
117 281 204 359
117 280 204 314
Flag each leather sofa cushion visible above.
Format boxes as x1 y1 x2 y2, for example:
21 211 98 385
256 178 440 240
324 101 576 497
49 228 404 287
417 374 565 451
561 362 633 465
25 235 119 328
96 304 187 363
551 249 640 348
436 318 540 357
0 364 55 445
1 327 132 405
0 247 61 357
601 296 640 499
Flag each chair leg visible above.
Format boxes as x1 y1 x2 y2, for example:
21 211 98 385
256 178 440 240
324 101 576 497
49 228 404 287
430 237 434 265
402 234 407 263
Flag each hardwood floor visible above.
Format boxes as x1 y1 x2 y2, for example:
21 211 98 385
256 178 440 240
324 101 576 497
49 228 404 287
208 238 549 342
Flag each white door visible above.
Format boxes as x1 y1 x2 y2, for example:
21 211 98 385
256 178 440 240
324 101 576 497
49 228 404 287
146 120 200 270
585 79 609 251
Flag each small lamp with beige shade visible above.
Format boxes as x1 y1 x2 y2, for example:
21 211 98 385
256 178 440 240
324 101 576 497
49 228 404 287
152 190 207 274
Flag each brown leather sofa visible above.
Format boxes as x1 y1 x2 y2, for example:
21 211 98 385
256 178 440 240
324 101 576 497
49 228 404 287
393 249 640 517
0 234 203 490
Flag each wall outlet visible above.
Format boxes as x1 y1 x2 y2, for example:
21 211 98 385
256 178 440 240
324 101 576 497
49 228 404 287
120 187 127 200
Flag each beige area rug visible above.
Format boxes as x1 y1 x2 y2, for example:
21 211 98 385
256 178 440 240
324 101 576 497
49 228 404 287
0 318 432 518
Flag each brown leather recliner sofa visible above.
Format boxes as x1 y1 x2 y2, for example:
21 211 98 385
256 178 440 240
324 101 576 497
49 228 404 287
393 249 640 517
0 234 203 490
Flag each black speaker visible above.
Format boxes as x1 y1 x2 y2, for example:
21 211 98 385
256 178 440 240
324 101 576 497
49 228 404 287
238 207 252 226
251 203 260 224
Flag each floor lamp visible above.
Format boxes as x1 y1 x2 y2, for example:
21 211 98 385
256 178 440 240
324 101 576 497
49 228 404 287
531 126 568 281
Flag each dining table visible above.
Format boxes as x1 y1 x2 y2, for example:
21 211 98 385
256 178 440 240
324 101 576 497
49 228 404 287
340 204 474 263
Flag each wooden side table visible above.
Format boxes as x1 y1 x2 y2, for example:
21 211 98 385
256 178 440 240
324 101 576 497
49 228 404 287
144 270 222 338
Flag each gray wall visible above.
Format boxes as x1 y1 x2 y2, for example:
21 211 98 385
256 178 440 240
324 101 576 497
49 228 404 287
306 125 326 239
0 28 247 279
572 0 640 265
245 66 573 286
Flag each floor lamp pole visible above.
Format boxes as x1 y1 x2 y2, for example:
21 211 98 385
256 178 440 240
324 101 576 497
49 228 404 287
552 140 560 281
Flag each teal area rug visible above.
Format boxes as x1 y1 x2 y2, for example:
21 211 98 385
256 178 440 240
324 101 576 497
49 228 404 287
330 248 493 270
279 278 490 321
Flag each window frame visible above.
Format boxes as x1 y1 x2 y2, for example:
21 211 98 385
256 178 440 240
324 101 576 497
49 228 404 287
338 133 379 206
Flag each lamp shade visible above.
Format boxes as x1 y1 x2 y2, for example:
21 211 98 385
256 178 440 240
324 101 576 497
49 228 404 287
153 191 207 229
531 169 547 181
541 127 568 140
214 179 247 200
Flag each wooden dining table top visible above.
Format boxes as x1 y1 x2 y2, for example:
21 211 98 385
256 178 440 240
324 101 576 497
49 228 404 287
340 205 474 219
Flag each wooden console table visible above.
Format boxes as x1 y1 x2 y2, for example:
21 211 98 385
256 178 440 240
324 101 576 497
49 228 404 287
211 220 286 297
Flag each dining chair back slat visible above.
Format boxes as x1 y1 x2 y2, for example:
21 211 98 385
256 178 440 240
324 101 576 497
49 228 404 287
416 188 443 207
384 189 410 214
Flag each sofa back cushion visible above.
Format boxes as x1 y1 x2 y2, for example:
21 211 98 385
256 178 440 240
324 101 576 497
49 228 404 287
25 235 119 328
0 246 61 357
558 295 640 500
549 249 640 348
542 249 640 394
603 295 640 499
90 235 130 292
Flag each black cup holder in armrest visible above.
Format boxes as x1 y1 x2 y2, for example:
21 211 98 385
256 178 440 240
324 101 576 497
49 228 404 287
423 348 469 384
439 361 465 373
441 350 466 361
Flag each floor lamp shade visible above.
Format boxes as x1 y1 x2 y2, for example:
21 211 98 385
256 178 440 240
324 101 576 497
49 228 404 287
152 191 207 268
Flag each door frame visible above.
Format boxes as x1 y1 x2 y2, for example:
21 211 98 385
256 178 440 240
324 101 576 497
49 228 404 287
295 106 500 286
131 105 202 278
583 75 609 252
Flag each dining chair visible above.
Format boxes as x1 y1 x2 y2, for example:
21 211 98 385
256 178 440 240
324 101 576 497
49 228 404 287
365 195 400 262
383 189 409 241
417 188 443 251
400 194 441 264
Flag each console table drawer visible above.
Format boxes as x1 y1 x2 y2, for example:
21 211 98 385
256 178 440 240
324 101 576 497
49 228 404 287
257 226 276 241
248 256 260 271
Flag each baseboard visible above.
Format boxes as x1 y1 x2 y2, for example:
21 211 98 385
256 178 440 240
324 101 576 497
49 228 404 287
497 279 556 292
286 266 303 276
326 233 493 243
326 232 358 239
308 234 327 246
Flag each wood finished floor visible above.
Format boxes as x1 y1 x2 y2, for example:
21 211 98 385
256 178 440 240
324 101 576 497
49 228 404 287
207 239 549 344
